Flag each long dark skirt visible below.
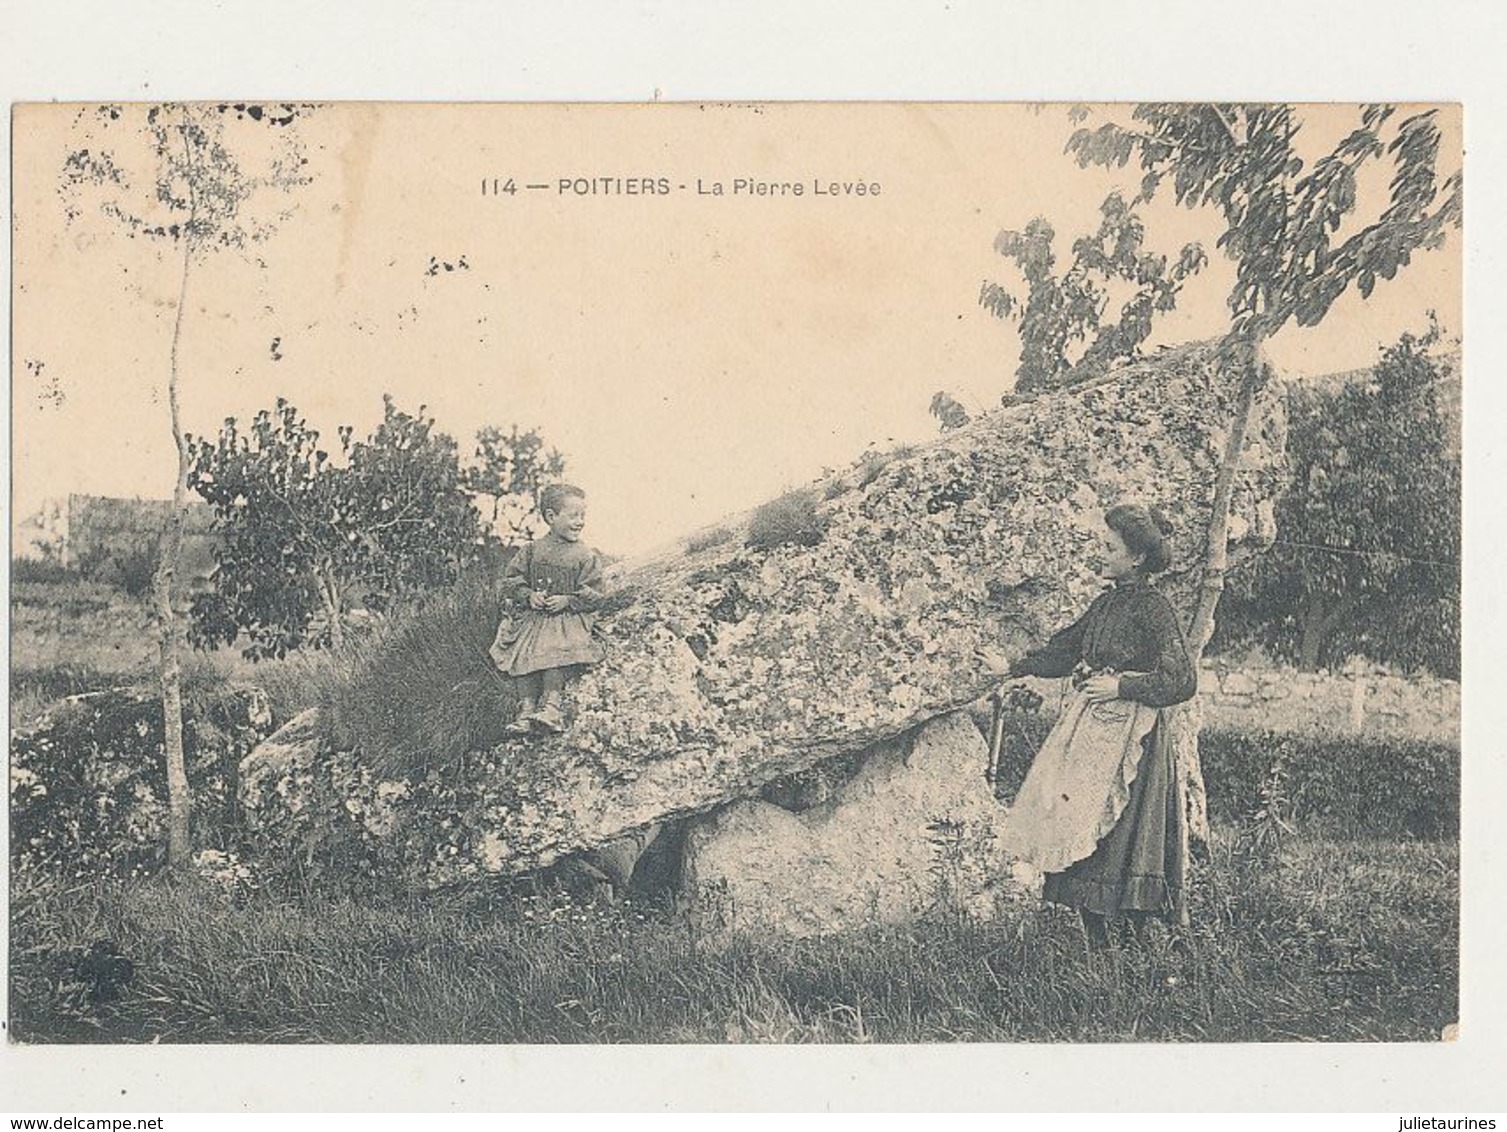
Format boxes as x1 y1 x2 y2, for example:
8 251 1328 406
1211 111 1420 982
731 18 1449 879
1041 712 1187 921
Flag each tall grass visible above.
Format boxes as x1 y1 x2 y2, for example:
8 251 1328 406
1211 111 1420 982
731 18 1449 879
224 647 357 727
321 568 518 778
10 830 1457 1044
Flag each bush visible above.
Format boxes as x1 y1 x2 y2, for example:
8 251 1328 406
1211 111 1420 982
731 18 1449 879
11 557 77 585
10 687 276 881
1199 726 1458 839
745 489 827 551
75 538 161 599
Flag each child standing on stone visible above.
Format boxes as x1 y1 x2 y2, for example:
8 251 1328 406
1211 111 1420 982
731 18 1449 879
489 483 608 734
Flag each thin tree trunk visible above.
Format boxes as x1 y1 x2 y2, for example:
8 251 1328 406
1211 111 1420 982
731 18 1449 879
317 564 345 651
1186 352 1266 656
1299 591 1358 671
154 224 195 869
327 585 346 651
1177 333 1272 855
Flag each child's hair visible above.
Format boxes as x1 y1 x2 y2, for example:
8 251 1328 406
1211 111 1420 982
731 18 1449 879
538 482 586 521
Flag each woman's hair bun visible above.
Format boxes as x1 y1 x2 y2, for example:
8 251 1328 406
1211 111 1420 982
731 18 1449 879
1105 501 1175 574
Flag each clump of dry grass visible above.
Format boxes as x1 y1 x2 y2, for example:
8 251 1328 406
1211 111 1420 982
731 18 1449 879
745 489 828 551
685 525 735 554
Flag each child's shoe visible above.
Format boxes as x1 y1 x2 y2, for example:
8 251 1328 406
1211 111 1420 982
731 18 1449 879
504 698 538 736
531 698 565 734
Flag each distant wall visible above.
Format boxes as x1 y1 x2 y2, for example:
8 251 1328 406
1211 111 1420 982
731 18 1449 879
1015 659 1458 744
65 493 218 586
1199 659 1459 743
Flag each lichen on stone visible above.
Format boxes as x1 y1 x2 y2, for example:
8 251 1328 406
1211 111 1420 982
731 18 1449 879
238 340 1289 890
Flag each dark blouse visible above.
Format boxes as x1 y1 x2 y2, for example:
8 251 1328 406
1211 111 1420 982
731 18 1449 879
1008 578 1197 708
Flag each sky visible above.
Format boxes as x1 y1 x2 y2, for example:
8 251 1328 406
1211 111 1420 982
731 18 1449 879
11 102 1462 559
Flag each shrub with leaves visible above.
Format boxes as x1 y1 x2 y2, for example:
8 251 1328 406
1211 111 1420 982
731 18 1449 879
10 686 275 881
188 396 487 658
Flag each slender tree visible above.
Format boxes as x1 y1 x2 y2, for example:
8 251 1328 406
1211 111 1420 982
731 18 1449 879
1064 103 1461 846
1066 103 1461 658
61 102 314 867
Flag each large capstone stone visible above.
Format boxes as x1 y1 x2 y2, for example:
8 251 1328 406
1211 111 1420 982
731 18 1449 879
238 340 1287 890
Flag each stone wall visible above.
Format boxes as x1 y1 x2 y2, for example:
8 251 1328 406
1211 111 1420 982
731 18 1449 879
1200 660 1457 742
1011 660 1458 744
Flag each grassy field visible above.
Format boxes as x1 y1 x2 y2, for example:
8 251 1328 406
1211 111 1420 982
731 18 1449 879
8 569 1459 1044
9 575 350 729
9 830 1456 1044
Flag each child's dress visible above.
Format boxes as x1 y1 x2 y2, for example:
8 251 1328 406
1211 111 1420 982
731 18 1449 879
489 532 608 676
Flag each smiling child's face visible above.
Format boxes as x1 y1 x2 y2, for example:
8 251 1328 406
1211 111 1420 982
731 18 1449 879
547 495 587 542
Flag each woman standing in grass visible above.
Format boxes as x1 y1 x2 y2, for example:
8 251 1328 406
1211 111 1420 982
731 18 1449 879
489 483 608 734
983 504 1197 947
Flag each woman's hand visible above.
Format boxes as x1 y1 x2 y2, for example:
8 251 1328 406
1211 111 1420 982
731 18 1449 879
1081 674 1121 704
529 591 549 611
543 594 571 613
974 646 1014 678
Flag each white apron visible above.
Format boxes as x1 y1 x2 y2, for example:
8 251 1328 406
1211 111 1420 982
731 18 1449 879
997 691 1159 874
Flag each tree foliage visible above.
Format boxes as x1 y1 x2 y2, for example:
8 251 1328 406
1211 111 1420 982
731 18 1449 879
1054 102 1461 851
1064 103 1462 656
1067 103 1461 350
463 425 567 544
978 191 1207 394
62 102 312 256
187 397 556 659
1215 327 1459 676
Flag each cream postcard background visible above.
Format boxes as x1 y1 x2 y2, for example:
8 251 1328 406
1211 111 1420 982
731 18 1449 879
12 103 1460 558
2 0 1502 1115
